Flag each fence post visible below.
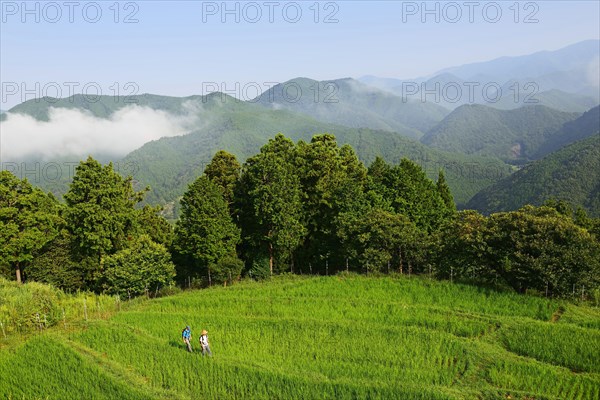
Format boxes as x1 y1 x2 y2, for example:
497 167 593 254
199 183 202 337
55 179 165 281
0 321 6 339
62 308 67 329
83 298 88 321
346 258 349 273
326 260 329 276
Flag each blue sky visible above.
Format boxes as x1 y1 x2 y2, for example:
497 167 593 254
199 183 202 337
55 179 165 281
1 0 599 109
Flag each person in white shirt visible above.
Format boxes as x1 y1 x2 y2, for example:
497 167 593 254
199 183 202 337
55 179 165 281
199 329 212 357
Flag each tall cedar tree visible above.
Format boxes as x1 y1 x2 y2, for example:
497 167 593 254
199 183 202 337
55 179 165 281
436 170 456 213
295 134 368 270
63 157 145 285
174 176 240 283
204 150 241 210
238 134 306 274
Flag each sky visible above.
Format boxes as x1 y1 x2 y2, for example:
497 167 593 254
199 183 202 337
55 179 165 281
1 0 599 110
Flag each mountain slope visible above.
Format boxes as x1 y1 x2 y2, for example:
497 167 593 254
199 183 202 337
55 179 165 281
421 104 580 162
535 105 600 158
253 77 450 138
1 93 207 121
467 136 600 216
122 100 511 210
438 40 600 99
1 92 511 209
359 40 600 110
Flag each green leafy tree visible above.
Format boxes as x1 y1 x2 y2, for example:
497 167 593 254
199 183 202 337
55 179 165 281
174 176 240 282
0 171 60 283
338 208 422 273
486 206 600 296
100 235 176 297
212 255 244 286
239 134 306 274
436 210 493 283
382 159 449 232
27 228 84 291
137 205 174 247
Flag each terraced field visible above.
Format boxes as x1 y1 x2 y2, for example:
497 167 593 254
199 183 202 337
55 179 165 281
1 275 599 399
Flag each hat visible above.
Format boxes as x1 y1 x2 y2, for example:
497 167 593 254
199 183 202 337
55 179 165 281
201 329 208 335
186 326 190 329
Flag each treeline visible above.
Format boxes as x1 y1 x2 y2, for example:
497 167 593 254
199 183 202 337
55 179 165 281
1 134 599 299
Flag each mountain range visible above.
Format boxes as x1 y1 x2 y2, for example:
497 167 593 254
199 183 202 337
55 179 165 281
467 135 600 216
421 104 581 162
360 40 600 112
2 40 598 217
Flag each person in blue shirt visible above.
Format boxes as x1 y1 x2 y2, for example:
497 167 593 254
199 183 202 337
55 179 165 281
182 326 192 352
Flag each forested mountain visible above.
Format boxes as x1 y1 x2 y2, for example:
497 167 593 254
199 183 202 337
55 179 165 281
421 104 580 162
535 105 600 158
467 136 600 216
1 92 510 210
253 77 450 137
1 93 203 121
484 89 598 113
121 97 510 210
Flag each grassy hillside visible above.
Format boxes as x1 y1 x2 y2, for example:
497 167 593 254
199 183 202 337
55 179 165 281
422 104 580 162
467 136 600 216
254 77 450 137
1 275 599 399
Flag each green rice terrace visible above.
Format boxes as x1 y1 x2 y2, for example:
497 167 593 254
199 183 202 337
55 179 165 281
1 275 599 399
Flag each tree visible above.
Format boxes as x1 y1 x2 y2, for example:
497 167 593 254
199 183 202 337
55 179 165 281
382 159 449 232
239 134 306 274
438 206 600 297
100 235 176 297
486 206 600 296
204 150 241 208
338 208 422 273
436 210 492 283
174 176 240 282
295 134 368 270
436 170 456 213
0 171 60 283
27 228 84 291
64 157 145 259
137 205 174 247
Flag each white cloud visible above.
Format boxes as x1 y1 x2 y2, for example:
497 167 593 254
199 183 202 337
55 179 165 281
0 104 202 161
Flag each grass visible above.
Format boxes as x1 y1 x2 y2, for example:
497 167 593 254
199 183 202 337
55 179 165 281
1 274 599 399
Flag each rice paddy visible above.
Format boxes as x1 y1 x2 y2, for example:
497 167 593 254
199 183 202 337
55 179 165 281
1 274 599 399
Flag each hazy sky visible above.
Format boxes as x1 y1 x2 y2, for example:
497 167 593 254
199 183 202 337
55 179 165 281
1 1 599 109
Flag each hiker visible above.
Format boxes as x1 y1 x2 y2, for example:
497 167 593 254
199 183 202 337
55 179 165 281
199 329 212 357
182 325 193 352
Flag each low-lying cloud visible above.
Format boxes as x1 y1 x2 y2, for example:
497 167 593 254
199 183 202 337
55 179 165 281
0 104 202 161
